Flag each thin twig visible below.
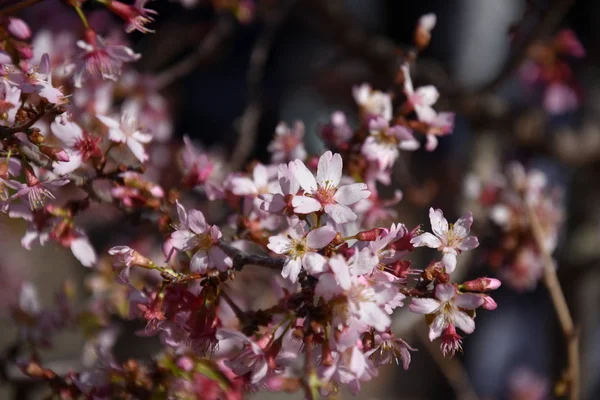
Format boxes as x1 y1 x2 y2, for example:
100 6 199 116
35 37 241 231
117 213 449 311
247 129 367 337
0 0 45 16
416 324 479 400
153 13 237 90
218 241 285 271
230 1 298 171
527 202 579 400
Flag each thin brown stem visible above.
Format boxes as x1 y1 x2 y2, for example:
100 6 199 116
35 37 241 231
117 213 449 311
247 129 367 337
0 0 45 16
527 202 579 400
218 241 284 271
417 324 479 400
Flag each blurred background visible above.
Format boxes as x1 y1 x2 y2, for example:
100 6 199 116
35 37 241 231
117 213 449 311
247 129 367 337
2 0 600 399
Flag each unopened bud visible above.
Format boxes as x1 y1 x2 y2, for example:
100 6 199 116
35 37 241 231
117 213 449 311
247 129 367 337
23 165 39 186
480 294 498 310
8 18 31 40
462 277 502 292
39 146 70 162
414 13 436 50
0 162 8 177
356 228 386 241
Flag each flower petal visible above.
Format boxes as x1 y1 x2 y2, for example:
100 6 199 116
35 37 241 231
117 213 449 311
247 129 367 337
434 283 455 302
306 225 337 249
190 250 209 273
410 232 441 248
429 314 445 341
453 212 473 239
316 151 342 187
187 209 208 234
458 236 479 251
303 252 327 275
429 207 449 239
328 256 351 290
441 252 457 273
409 298 440 315
453 311 475 334
334 183 370 206
267 234 291 254
324 203 356 224
290 159 317 193
454 293 484 310
292 195 321 214
281 257 302 283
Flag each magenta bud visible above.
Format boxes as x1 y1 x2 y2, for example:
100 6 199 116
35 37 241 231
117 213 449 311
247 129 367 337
462 277 501 292
356 228 386 241
480 294 497 310
8 18 31 40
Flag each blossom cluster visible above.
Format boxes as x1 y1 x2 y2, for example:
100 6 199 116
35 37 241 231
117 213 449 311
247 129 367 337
0 6 504 399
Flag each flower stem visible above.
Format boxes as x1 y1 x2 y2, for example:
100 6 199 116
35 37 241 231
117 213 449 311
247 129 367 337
527 202 579 400
74 6 90 29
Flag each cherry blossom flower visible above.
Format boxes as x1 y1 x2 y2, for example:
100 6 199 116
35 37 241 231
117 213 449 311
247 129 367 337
51 115 102 175
107 0 157 34
409 283 483 341
366 332 416 369
72 30 141 87
321 346 377 395
180 135 214 187
0 80 21 127
290 151 370 223
259 163 299 214
229 163 277 197
402 64 439 122
216 329 269 385
268 121 307 163
411 208 479 273
362 117 419 171
352 84 393 121
171 202 232 273
267 219 336 282
7 54 65 104
11 167 68 210
97 113 152 163
321 111 353 150
423 111 455 151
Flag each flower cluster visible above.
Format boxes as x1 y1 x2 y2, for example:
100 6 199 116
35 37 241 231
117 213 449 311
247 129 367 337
0 7 505 399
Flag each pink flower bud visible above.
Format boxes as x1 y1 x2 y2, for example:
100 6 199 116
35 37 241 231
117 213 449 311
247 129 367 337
176 356 194 372
462 277 502 292
356 228 387 241
39 146 70 162
480 294 498 310
8 18 31 40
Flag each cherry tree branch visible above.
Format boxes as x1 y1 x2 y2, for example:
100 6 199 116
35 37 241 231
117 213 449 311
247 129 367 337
218 241 285 271
527 202 579 400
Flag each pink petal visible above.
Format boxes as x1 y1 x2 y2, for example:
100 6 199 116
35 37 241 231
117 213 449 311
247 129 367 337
175 201 187 226
454 293 484 310
429 314 445 341
453 211 473 238
458 236 479 251
425 134 438 151
315 273 342 300
441 252 457 273
292 195 321 214
230 176 257 196
316 151 342 187
302 252 327 275
126 137 148 163
70 237 97 267
429 207 449 239
324 203 356 224
415 86 439 106
190 250 209 273
187 210 208 234
281 257 302 283
334 183 370 206
453 311 475 334
290 159 317 193
171 230 197 251
328 256 351 290
51 118 82 147
409 298 440 315
208 246 232 271
306 225 337 249
434 283 456 302
410 232 441 248
267 235 291 254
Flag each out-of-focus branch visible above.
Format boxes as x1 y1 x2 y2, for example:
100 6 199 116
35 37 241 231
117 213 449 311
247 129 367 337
218 241 285 271
417 324 480 400
153 13 237 90
0 0 45 16
527 202 580 400
230 0 298 171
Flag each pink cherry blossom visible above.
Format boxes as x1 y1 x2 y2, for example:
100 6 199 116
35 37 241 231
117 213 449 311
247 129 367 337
321 346 377 395
11 168 69 210
180 135 214 187
7 54 65 104
366 332 416 369
72 30 141 88
409 283 483 341
267 219 336 282
411 208 479 273
423 111 455 151
108 0 157 34
216 329 269 385
362 117 419 171
51 115 102 174
290 151 370 223
0 80 21 127
352 84 393 121
402 64 439 122
97 113 152 163
268 121 307 163
321 111 353 150
259 163 300 214
171 202 232 273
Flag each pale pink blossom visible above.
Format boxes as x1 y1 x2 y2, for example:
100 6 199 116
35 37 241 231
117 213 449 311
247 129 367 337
544 83 578 115
411 208 479 273
409 283 483 341
180 135 214 187
268 121 307 163
321 111 353 150
259 163 300 214
402 64 439 122
108 0 157 34
352 84 393 121
73 30 141 87
229 163 277 196
418 13 437 32
423 111 455 151
362 117 419 171
97 113 152 163
51 115 102 175
11 168 69 210
171 202 232 273
267 219 336 282
290 151 370 223
216 329 269 385
0 80 21 127
321 346 377 395
7 54 65 104
366 332 416 369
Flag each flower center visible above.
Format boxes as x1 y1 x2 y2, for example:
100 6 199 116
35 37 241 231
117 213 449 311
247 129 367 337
196 233 214 251
287 238 307 259
374 130 399 147
315 184 337 205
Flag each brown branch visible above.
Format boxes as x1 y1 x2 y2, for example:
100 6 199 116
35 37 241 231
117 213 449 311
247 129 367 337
416 324 479 400
153 13 237 90
0 0 46 16
218 241 284 271
527 202 579 400
230 1 299 171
